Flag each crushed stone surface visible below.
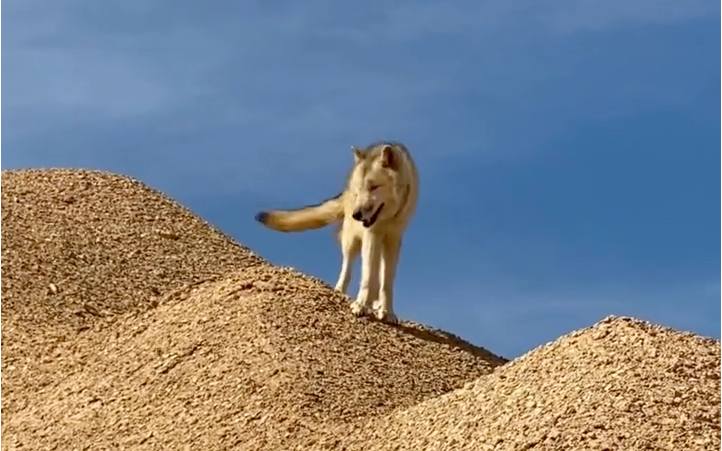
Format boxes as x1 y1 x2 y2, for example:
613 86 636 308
2 168 265 328
3 168 719 451
2 168 268 428
2 168 505 451
342 316 721 451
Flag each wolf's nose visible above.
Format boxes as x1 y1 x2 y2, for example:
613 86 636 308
352 210 363 221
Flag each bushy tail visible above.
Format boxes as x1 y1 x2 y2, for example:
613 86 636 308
255 193 344 232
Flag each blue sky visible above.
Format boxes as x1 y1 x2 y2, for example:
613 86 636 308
4 1 720 358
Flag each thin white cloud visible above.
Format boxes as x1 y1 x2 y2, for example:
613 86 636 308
7 0 710 121
302 0 717 43
6 49 175 117
542 0 718 33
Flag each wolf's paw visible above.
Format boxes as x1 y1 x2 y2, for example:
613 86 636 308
373 305 398 324
350 299 371 317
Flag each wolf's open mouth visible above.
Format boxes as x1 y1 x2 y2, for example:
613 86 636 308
363 203 384 228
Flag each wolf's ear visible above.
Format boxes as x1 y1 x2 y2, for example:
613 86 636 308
351 146 364 163
380 145 397 169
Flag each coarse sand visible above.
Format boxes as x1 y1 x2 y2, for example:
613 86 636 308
2 169 504 450
342 316 720 451
2 168 719 451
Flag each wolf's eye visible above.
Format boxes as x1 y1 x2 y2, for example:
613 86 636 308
368 184 380 191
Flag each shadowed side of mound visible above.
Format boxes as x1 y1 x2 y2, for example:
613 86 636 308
341 316 721 451
3 266 506 451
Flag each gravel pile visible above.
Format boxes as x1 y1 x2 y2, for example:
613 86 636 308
342 316 721 451
2 168 505 451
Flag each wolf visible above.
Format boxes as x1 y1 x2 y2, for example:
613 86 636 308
254 141 419 324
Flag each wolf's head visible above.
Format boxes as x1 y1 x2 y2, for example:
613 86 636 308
347 143 404 229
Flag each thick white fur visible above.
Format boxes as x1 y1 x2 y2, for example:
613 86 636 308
256 142 418 323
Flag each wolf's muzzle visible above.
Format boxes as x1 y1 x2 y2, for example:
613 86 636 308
353 203 384 228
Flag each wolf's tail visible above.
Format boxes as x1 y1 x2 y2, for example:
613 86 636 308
255 192 345 232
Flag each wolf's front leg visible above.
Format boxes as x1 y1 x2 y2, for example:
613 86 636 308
373 234 401 324
350 232 382 317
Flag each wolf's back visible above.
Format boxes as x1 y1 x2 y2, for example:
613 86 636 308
255 193 345 232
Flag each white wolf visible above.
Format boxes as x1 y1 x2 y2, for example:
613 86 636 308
255 142 419 324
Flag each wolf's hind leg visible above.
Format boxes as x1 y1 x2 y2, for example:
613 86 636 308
334 230 360 293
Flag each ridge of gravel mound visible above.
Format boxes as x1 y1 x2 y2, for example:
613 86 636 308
341 316 721 451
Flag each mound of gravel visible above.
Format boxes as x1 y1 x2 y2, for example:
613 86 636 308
4 267 505 450
5 168 717 451
2 169 265 330
2 168 505 451
342 316 721 451
2 168 269 431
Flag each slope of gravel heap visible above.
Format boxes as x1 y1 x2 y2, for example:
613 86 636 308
4 265 506 451
2 168 506 450
2 168 265 331
2 168 268 447
342 316 721 451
